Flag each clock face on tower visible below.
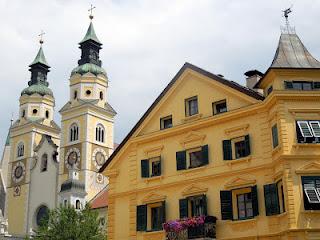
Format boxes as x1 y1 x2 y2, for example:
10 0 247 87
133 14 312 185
12 161 26 184
65 148 81 170
92 148 107 169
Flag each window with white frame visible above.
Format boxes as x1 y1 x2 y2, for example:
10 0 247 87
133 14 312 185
296 120 320 143
17 143 24 158
96 124 105 143
70 123 79 142
185 96 198 117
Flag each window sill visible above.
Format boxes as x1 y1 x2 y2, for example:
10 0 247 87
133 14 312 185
144 176 163 183
229 217 257 224
225 156 251 166
182 113 202 123
267 211 287 218
180 165 207 175
302 210 320 214
293 143 320 149
272 145 281 156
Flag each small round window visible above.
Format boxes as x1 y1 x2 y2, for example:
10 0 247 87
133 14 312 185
86 90 91 96
33 109 38 114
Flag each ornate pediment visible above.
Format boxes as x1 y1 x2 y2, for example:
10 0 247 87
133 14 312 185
182 184 208 197
225 176 256 189
180 131 206 149
142 192 166 204
296 162 320 174
144 145 164 158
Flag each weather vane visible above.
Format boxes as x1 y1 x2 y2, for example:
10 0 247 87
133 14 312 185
38 30 45 45
282 5 293 24
88 4 96 20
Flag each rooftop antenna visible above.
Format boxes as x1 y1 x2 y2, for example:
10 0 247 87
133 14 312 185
282 5 294 34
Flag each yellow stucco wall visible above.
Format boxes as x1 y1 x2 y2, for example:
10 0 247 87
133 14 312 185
103 67 320 240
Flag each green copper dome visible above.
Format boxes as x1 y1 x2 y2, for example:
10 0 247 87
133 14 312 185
21 84 53 97
71 63 107 77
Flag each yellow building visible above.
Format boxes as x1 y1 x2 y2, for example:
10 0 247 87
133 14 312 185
100 27 320 239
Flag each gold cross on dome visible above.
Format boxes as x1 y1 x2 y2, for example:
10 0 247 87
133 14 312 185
38 30 45 45
88 4 96 20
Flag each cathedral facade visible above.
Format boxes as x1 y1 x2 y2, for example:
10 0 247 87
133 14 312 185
2 18 114 238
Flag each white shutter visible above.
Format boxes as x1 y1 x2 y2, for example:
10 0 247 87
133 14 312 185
297 121 313 137
304 187 320 203
309 121 320 137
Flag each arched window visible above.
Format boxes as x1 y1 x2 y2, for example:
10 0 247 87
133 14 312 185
99 91 103 100
75 200 81 210
41 154 48 172
64 199 68 207
17 143 24 158
36 205 49 226
70 123 79 142
45 110 49 119
95 124 105 143
74 90 78 100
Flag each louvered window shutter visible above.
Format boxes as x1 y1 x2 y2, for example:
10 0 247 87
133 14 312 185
176 151 187 170
284 81 293 89
272 125 279 148
201 145 209 166
220 190 233 220
136 205 147 231
179 198 189 219
264 183 280 216
251 185 259 216
160 201 166 227
244 135 251 156
222 140 232 160
202 194 208 216
141 159 149 178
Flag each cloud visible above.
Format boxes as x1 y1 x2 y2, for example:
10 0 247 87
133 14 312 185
0 0 319 149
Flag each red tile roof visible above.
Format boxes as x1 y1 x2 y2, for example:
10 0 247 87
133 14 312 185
90 187 108 209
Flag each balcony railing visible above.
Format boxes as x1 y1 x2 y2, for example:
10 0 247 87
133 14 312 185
165 216 217 240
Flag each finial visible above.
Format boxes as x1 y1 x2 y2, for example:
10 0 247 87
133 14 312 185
88 4 96 21
38 30 45 45
281 5 295 34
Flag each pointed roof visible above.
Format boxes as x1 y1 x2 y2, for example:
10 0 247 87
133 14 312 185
99 62 264 172
79 22 102 45
270 33 320 68
5 130 10 147
29 46 50 67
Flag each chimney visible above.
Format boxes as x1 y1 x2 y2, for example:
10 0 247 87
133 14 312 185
244 70 263 94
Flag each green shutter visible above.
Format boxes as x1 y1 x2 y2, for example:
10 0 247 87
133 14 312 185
284 81 293 89
176 151 186 170
264 183 280 216
222 140 232 160
202 194 208 216
244 135 251 156
272 125 279 148
220 190 233 220
179 198 189 219
201 145 209 166
251 185 259 216
141 159 149 178
136 205 147 231
160 201 166 228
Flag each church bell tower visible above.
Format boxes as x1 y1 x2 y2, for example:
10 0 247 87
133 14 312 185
59 11 116 202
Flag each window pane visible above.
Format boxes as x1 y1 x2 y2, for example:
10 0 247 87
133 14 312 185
292 82 303 90
188 98 198 116
189 150 202 168
151 207 161 230
303 82 312 90
151 161 161 176
235 141 246 159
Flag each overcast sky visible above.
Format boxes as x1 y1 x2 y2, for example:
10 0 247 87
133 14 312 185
0 0 319 148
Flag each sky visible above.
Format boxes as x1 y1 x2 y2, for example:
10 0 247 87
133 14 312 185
0 0 319 148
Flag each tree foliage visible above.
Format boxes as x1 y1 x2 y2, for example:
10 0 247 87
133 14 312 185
31 204 105 240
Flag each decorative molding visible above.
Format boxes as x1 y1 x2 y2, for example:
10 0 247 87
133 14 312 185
272 170 284 182
182 184 208 197
288 108 320 118
225 176 256 189
143 145 164 158
226 156 251 167
179 131 206 149
144 176 163 184
141 192 166 204
224 124 249 137
181 113 203 124
104 169 119 177
295 162 320 174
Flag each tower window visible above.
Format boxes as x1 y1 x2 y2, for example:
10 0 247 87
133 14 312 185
74 91 78 100
22 110 26 118
36 205 49 226
76 200 81 210
17 143 24 158
45 110 49 119
41 154 48 172
96 124 105 143
86 90 91 96
33 109 38 115
70 123 79 142
64 199 68 207
100 91 103 100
